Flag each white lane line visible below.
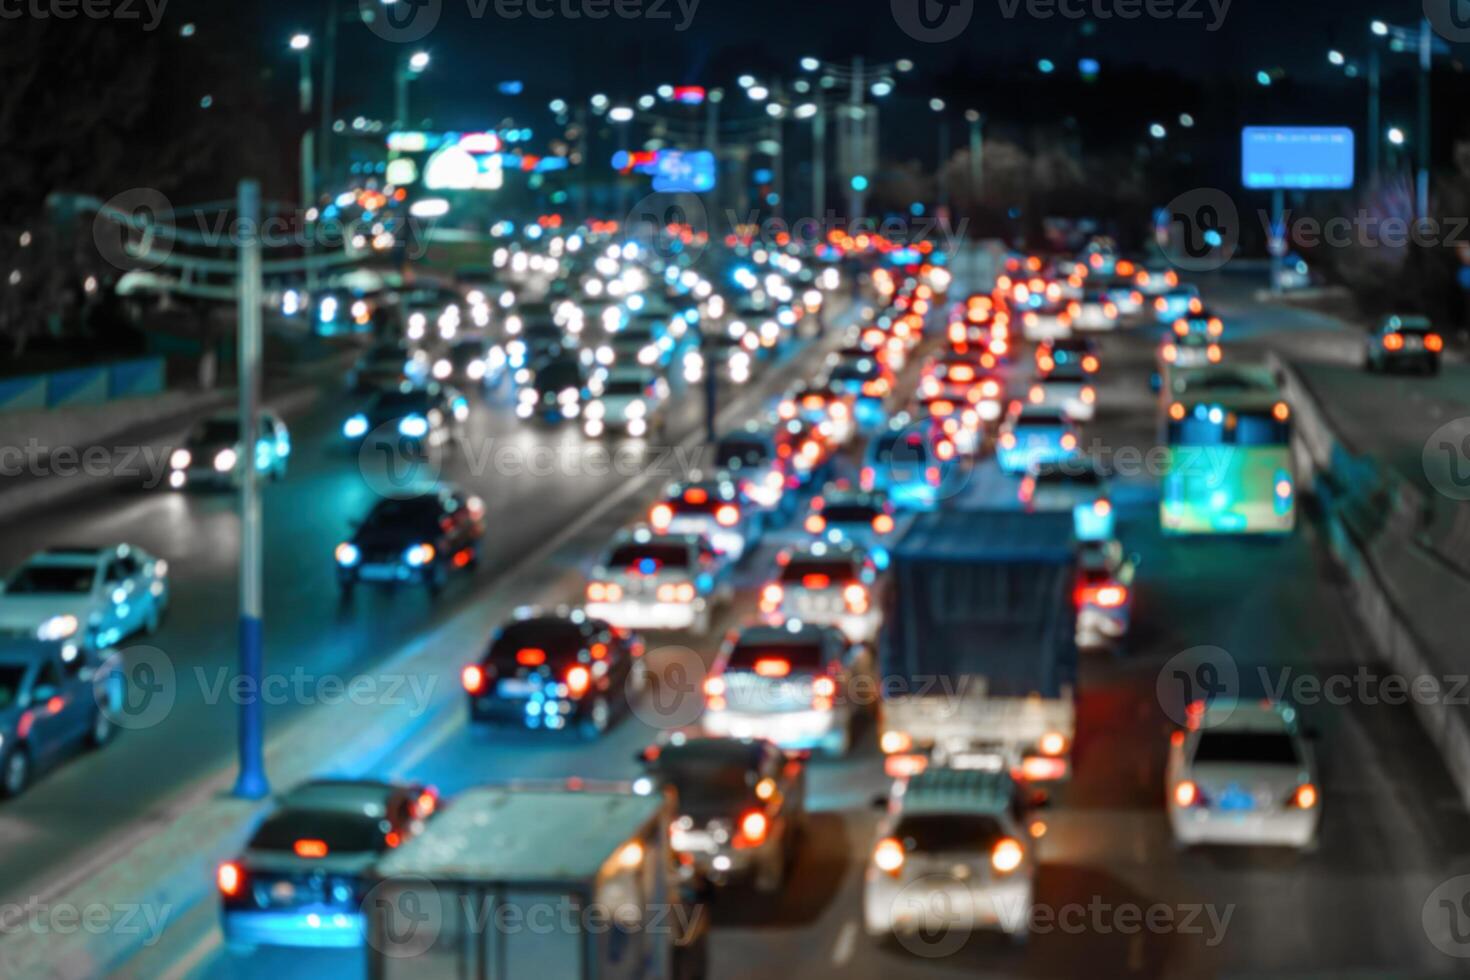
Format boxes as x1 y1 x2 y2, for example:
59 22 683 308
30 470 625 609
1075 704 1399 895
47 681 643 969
157 924 221 980
830 920 859 966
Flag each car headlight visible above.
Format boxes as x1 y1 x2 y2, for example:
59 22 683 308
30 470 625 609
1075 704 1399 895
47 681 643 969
213 448 238 473
398 415 429 438
626 399 647 419
335 542 360 567
170 448 191 471
37 614 79 642
404 543 435 567
586 400 606 420
433 359 452 380
506 315 523 334
343 414 369 438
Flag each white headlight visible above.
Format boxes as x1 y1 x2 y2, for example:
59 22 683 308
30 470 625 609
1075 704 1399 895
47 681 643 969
37 614 79 641
213 448 238 472
170 449 191 470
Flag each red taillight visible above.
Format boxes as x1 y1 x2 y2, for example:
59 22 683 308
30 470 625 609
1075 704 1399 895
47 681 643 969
1018 756 1067 781
802 573 831 589
873 837 905 874
1383 333 1404 351
861 466 875 489
461 664 486 694
754 657 791 678
684 487 709 505
1081 355 1099 373
991 837 1024 874
805 514 826 534
294 838 329 859
1093 499 1111 517
217 862 243 897
812 676 837 699
872 513 895 534
516 648 547 667
1095 585 1128 608
844 582 869 613
565 664 591 698
415 789 438 818
738 810 768 846
715 504 740 526
1174 780 1199 807
650 503 673 529
1291 783 1318 808
1426 333 1444 352
760 583 784 610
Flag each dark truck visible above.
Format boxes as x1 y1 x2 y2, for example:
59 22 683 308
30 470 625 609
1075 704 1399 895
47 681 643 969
877 510 1078 784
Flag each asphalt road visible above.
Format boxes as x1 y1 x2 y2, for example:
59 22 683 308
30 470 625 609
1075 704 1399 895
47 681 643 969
114 267 1470 979
0 293 860 911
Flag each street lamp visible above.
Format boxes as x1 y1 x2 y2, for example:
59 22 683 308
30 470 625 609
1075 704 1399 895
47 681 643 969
800 56 820 72
290 32 311 51
1387 126 1407 145
930 100 949 212
1371 19 1389 35
1369 17 1446 218
1149 123 1167 139
408 50 430 72
608 106 634 123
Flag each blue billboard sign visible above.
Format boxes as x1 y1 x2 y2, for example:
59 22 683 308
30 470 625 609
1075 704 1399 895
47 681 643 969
652 150 717 193
1241 127 1354 190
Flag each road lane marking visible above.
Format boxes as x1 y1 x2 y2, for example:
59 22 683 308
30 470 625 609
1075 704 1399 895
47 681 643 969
831 920 858 966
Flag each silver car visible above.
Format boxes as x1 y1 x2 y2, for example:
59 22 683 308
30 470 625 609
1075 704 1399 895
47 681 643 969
584 528 732 633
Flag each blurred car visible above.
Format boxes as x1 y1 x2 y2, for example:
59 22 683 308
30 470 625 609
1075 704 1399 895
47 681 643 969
1074 539 1136 652
713 425 792 519
1072 290 1120 331
915 395 982 458
1167 699 1320 850
0 544 168 648
309 289 375 337
919 351 989 404
1134 262 1181 297
864 768 1038 942
1037 336 1100 376
778 382 856 447
342 383 467 448
641 736 806 891
585 366 669 439
759 541 883 645
604 321 674 370
699 326 759 385
346 342 420 394
1099 275 1145 318
702 620 870 756
1020 459 1114 541
649 477 759 560
335 488 485 596
1018 298 1074 341
996 405 1082 475
431 335 506 389
0 638 123 797
1152 283 1201 324
1364 314 1442 375
168 412 291 489
584 528 733 632
803 487 897 557
822 352 893 432
1024 362 1096 422
462 609 643 737
516 354 589 424
218 779 438 950
860 418 954 510
1157 332 1223 390
1171 309 1225 341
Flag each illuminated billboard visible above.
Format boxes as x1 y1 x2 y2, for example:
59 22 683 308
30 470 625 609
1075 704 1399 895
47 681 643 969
1241 127 1354 190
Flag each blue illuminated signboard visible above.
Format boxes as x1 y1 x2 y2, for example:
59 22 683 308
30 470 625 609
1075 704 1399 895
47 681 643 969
1241 127 1354 190
651 150 717 193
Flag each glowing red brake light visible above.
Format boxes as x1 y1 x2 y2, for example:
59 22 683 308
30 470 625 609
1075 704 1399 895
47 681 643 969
684 488 708 504
754 657 791 678
293 838 329 859
650 503 673 529
1095 585 1127 608
516 648 547 667
461 664 486 693
217 862 243 897
872 513 895 534
738 810 769 846
1426 333 1444 352
565 664 591 697
715 504 740 526
802 573 831 589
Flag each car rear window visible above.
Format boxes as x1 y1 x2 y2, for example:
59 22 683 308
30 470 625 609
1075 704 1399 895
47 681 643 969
651 753 756 812
893 814 1005 852
250 809 389 854
727 641 825 675
780 559 856 585
606 543 689 570
8 564 95 594
487 621 586 667
873 432 933 465
1192 731 1299 766
822 504 878 523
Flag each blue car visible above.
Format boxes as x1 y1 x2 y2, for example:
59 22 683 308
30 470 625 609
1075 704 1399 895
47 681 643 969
996 406 1082 475
860 416 957 511
0 639 121 797
218 780 438 950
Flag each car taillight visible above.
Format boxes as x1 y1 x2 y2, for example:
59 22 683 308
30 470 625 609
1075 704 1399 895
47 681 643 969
760 583 784 610
1093 499 1112 517
1080 387 1096 404
1174 780 1199 807
873 837 905 875
980 379 1000 398
1060 433 1077 451
1039 731 1067 756
860 466 875 489
715 504 740 526
1426 333 1444 352
1103 303 1117 318
656 582 696 602
872 513 895 534
650 503 673 529
703 676 726 699
414 789 438 818
754 657 791 678
880 730 912 755
565 664 591 698
805 514 827 534
294 838 329 858
1095 585 1128 608
991 838 1024 874
738 810 768 847
217 862 243 897
1018 756 1067 781
461 664 486 694
1028 385 1044 404
1206 344 1222 363
1383 333 1404 351
1162 343 1178 363
844 583 869 613
1290 783 1318 808
812 676 837 699
587 581 623 602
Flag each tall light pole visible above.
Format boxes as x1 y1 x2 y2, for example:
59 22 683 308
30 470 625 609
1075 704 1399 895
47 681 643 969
290 34 317 293
930 99 949 215
965 109 984 205
1371 17 1447 218
394 50 431 142
233 179 267 800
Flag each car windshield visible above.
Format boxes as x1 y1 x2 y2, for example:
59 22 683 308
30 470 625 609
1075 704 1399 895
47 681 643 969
534 362 583 389
361 498 443 535
486 620 585 667
822 504 878 523
873 432 932 465
728 641 825 674
1192 731 1299 766
653 753 755 813
606 543 689 570
1014 414 1067 429
1033 465 1101 486
190 420 238 444
7 563 94 594
1167 411 1289 447
0 665 26 709
249 809 388 854
893 814 1005 852
781 559 857 585
371 391 430 414
603 379 647 396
